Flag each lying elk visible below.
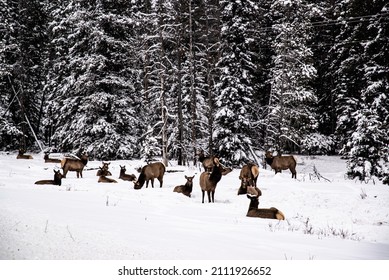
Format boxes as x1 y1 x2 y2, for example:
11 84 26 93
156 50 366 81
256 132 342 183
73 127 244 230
173 175 195 197
17 149 33 159
119 165 136 181
35 170 64 186
98 175 117 183
44 153 61 163
200 157 224 203
265 151 297 179
133 162 165 189
96 162 112 176
61 154 88 178
246 186 285 220
237 163 260 195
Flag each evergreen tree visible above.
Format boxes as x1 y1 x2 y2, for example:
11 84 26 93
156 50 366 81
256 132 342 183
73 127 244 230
0 0 47 150
345 0 389 183
212 0 259 166
266 0 318 153
46 0 141 159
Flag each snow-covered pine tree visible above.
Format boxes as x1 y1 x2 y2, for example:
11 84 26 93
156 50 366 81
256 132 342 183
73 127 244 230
0 0 22 149
346 0 389 183
330 0 370 155
213 0 259 166
0 0 47 150
46 0 141 159
266 0 318 154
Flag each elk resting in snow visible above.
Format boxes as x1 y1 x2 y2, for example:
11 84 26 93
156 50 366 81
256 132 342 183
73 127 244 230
96 162 112 176
173 175 195 197
61 154 88 178
265 151 297 179
133 162 166 189
237 163 259 195
246 186 285 220
35 170 64 186
98 175 117 183
119 165 136 181
17 149 33 159
44 153 62 163
200 157 224 203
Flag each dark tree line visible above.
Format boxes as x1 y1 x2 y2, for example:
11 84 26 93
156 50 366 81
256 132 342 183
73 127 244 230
0 0 388 184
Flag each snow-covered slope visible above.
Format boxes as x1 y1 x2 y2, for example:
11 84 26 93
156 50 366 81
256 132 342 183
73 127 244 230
0 152 388 260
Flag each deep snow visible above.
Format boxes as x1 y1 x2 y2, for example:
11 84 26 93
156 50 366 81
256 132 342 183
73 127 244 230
0 152 388 260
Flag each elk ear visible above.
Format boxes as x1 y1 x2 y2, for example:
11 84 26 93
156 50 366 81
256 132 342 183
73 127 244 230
185 175 188 179
213 157 220 165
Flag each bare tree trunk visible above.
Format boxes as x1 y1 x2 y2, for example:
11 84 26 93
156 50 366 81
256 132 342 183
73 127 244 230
158 0 168 167
189 0 197 165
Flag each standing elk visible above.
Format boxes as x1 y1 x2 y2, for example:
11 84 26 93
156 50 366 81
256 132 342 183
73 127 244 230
17 149 33 159
237 163 260 195
173 175 195 197
35 170 64 186
61 154 88 178
199 157 224 203
265 151 297 179
119 165 136 181
198 150 216 172
133 162 165 189
198 150 232 175
246 186 285 220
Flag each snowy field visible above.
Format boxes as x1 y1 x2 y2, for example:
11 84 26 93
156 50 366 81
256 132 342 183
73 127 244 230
0 151 388 260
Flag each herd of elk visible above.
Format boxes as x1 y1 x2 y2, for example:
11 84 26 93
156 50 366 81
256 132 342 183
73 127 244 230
173 175 195 197
133 162 166 189
265 151 297 179
25 148 291 221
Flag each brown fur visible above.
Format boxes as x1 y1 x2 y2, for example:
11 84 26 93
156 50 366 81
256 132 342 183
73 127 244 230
238 163 260 195
17 149 33 159
119 165 136 181
246 186 285 220
35 170 64 186
96 162 112 176
61 154 88 178
199 158 223 203
98 175 117 183
265 151 297 179
173 175 195 197
133 162 165 189
44 153 62 163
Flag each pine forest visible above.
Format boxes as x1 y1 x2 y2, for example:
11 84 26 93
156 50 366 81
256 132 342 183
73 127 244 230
0 0 388 184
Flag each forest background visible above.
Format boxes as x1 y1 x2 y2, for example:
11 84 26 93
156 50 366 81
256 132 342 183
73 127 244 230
0 0 388 184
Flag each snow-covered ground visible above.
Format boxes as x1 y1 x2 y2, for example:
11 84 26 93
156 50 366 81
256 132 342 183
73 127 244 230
0 152 388 260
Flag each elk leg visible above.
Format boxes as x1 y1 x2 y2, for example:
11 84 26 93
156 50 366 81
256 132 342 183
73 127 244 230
211 191 215 203
207 191 211 203
159 177 163 188
151 178 155 188
202 190 205 203
146 180 149 188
